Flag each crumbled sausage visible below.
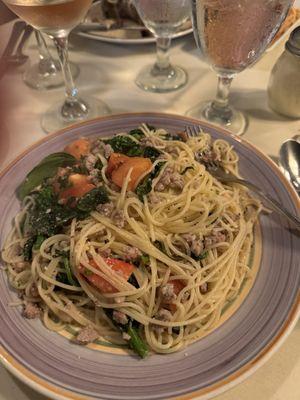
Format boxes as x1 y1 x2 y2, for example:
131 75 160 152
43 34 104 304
160 283 177 302
124 246 141 261
170 173 184 190
113 310 128 325
155 167 184 192
85 154 97 172
98 248 112 258
204 231 226 247
112 209 125 228
75 325 99 345
182 234 204 256
148 192 161 206
22 302 41 319
29 283 39 298
200 282 208 294
103 144 113 159
96 201 114 217
156 308 173 321
153 308 173 334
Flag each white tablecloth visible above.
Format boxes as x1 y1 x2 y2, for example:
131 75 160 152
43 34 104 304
0 17 299 400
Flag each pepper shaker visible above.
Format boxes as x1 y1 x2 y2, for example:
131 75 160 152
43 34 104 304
268 26 300 118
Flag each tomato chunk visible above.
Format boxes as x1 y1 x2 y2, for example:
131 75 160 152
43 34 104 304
59 174 95 203
106 153 130 176
64 138 91 160
111 156 152 191
79 258 134 294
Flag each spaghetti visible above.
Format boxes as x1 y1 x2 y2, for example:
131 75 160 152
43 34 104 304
2 125 261 356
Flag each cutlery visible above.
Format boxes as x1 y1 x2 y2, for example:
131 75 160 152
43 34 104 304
186 125 300 230
279 139 300 193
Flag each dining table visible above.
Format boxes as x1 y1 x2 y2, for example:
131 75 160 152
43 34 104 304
0 13 299 400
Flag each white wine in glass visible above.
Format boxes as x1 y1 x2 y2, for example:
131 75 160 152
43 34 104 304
5 0 110 132
188 0 293 135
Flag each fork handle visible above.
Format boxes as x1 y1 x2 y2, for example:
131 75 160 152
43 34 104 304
235 178 300 230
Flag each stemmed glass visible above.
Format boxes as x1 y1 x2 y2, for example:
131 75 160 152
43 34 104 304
5 0 110 133
188 0 293 135
133 0 191 92
24 30 79 90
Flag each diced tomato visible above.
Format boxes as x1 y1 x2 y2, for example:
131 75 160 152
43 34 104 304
164 279 186 313
111 157 152 191
106 153 130 176
64 138 91 160
59 174 95 203
169 279 185 296
79 258 134 294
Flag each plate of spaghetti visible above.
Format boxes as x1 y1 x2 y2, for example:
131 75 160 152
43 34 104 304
0 113 299 400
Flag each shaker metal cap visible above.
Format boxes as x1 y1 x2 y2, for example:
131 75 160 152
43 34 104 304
286 26 300 56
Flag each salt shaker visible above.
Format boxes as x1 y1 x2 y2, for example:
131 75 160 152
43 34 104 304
268 26 300 118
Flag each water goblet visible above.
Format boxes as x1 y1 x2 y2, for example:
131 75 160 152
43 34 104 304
188 0 293 135
4 0 110 133
133 0 191 92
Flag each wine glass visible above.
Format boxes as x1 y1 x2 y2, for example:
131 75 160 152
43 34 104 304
24 30 79 90
133 0 191 92
4 0 110 133
188 0 293 135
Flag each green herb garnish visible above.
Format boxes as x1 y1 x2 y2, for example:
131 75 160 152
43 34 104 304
17 152 76 200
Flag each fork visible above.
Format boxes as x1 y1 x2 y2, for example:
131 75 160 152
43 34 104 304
185 125 300 230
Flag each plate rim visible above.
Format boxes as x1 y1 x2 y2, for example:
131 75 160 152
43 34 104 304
0 112 299 400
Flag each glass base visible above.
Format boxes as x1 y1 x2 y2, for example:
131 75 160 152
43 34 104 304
186 100 248 136
135 64 187 93
23 60 79 90
41 96 111 133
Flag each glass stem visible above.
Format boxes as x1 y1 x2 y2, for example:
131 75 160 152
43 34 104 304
155 37 171 70
53 36 78 102
212 74 233 110
34 30 54 64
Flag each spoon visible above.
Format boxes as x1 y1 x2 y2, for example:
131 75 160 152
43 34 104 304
279 139 300 193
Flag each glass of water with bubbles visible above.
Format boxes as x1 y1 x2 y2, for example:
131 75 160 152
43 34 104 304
134 0 191 92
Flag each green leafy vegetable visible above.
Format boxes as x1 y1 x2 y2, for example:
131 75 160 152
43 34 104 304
140 254 150 268
164 133 184 142
135 162 165 202
17 152 76 200
145 124 156 131
105 135 143 157
105 310 148 358
28 187 75 237
33 234 45 250
23 237 36 261
153 240 166 254
128 128 145 141
143 146 161 162
77 187 109 212
62 255 78 286
180 166 194 175
128 274 139 288
127 323 149 358
192 250 208 261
